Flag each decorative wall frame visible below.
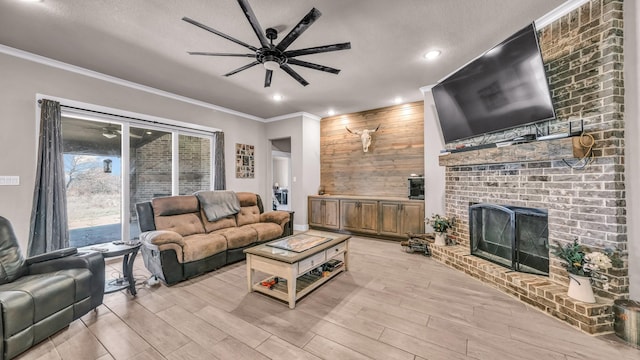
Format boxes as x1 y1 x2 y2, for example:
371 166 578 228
235 143 255 178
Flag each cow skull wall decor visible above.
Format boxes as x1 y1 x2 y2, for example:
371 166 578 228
346 124 380 152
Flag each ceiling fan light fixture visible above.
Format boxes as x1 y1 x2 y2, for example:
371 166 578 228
424 50 441 60
263 60 280 71
102 132 117 139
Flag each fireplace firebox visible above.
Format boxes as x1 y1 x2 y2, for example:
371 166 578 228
469 203 549 275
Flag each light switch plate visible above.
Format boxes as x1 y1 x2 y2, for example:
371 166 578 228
0 176 20 186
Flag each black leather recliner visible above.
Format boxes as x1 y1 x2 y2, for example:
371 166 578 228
0 216 105 360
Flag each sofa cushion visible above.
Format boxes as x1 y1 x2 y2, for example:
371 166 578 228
152 195 199 216
201 210 237 233
246 223 284 242
236 192 258 207
0 217 26 284
0 272 77 336
182 234 227 262
154 213 205 237
214 227 258 249
237 206 261 226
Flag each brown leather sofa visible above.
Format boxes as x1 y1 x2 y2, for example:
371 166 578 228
0 216 105 360
136 192 292 285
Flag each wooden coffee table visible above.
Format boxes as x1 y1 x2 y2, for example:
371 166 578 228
244 230 350 309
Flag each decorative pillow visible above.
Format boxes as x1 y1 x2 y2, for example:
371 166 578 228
0 216 26 284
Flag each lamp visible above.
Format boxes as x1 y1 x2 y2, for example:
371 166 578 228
263 60 280 71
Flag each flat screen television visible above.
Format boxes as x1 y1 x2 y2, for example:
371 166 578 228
432 23 556 143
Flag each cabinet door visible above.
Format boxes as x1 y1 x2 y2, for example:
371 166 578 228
359 201 378 234
323 199 340 229
378 201 400 236
308 198 324 227
400 202 425 234
340 200 360 231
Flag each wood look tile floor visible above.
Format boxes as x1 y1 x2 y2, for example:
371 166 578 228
16 236 640 360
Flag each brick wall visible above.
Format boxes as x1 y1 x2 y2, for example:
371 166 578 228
442 0 627 300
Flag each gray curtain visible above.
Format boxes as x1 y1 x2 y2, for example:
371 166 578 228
28 99 69 256
213 131 226 190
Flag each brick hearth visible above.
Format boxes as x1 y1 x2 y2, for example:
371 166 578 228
429 244 614 334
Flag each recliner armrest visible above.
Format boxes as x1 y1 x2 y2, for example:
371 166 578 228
25 247 78 265
260 210 292 226
27 250 105 276
140 230 185 247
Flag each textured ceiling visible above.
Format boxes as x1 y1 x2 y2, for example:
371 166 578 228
0 0 566 119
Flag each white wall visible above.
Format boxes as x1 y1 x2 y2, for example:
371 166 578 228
422 87 446 231
0 51 268 250
624 0 639 301
265 114 321 231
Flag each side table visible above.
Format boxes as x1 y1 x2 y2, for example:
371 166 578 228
79 242 142 296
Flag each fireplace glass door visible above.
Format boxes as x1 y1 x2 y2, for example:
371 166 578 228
470 203 548 275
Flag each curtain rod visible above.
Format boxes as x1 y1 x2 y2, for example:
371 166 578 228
37 99 220 134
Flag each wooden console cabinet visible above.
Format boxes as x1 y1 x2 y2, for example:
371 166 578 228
308 197 340 229
308 195 424 239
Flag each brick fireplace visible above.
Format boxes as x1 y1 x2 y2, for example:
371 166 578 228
428 0 628 335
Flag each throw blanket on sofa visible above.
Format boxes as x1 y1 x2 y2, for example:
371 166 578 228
195 190 241 222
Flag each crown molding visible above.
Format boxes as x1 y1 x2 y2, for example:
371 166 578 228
535 0 590 29
420 84 436 94
264 112 321 123
0 44 264 122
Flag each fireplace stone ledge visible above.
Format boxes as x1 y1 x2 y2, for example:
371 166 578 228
429 243 614 335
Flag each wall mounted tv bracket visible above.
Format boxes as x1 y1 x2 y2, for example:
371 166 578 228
536 119 584 141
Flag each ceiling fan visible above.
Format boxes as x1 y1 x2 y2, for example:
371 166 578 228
183 0 351 87
102 125 143 139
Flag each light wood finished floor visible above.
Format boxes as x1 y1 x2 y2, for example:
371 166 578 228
16 236 640 360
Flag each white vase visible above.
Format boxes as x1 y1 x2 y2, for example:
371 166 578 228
434 233 446 246
567 274 596 303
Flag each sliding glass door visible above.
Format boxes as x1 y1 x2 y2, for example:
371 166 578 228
62 114 214 246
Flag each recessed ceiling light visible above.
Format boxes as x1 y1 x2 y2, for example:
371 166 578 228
328 109 336 116
424 50 441 60
272 94 283 101
394 97 403 104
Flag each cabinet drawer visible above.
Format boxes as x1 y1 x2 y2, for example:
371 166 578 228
298 252 326 274
326 241 347 258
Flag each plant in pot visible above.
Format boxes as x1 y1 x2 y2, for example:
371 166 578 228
428 214 455 246
552 239 614 303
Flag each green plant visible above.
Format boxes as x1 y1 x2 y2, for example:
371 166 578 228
552 239 615 277
428 214 455 233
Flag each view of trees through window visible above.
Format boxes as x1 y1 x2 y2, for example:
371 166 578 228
61 115 214 247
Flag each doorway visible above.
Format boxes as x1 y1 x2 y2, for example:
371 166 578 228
271 138 292 211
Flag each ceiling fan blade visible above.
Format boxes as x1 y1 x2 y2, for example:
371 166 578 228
281 64 309 86
276 7 322 52
264 70 273 87
237 0 270 48
224 61 260 76
284 42 351 58
188 52 255 57
287 59 340 74
182 17 258 52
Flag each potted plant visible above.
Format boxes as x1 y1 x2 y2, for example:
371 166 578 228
552 239 614 303
428 214 455 246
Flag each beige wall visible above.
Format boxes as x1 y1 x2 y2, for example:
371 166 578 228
624 0 639 301
0 51 268 250
422 88 446 231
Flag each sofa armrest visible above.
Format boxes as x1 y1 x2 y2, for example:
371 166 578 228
140 230 185 247
25 247 78 265
27 251 105 276
260 210 291 226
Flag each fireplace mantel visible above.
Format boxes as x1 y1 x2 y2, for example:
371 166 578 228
438 137 588 167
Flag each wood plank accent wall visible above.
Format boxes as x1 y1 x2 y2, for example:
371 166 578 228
320 101 424 197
